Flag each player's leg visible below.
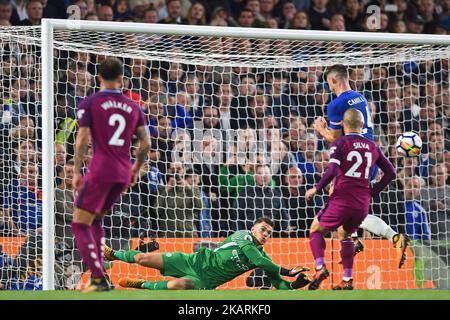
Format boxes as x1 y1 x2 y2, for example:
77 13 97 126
359 214 409 268
72 180 114 292
72 207 109 292
105 246 164 269
119 277 197 290
308 215 330 290
116 252 201 290
333 226 354 290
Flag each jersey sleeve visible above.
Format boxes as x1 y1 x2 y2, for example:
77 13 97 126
76 97 92 128
327 100 343 130
241 245 281 274
328 139 343 166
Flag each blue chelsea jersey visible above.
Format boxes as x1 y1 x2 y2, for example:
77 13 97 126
327 90 374 141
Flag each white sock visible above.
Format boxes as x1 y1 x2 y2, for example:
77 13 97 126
359 215 396 241
385 228 397 243
343 276 352 282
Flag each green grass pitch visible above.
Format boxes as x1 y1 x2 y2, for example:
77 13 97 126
0 290 449 300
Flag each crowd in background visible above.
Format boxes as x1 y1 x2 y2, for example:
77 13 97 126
0 0 448 35
0 0 448 290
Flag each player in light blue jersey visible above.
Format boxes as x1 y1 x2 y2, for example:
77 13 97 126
313 64 408 269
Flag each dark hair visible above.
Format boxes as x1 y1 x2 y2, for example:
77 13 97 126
240 8 254 17
254 216 274 227
98 57 123 81
324 64 348 80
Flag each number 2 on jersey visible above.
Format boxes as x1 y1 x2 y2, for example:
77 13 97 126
345 151 372 179
108 113 126 146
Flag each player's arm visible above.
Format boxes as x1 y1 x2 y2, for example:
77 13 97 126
73 127 91 191
241 246 310 290
131 125 150 186
371 148 396 197
313 116 342 143
305 143 341 200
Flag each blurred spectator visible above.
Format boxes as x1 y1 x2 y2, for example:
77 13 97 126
72 0 88 20
419 131 446 179
113 0 132 21
12 0 28 22
97 4 114 21
421 163 449 240
238 8 256 27
187 2 206 25
245 0 265 26
159 0 187 24
419 0 439 34
0 0 19 25
155 173 203 237
308 0 332 30
18 0 43 25
282 165 321 236
378 12 390 33
269 139 297 186
193 135 221 203
329 13 345 31
55 159 75 241
404 176 430 240
11 116 35 141
246 94 269 130
399 83 421 132
289 10 310 29
54 143 66 169
85 12 99 20
397 156 420 189
260 0 276 22
392 19 407 33
297 131 320 185
343 0 363 31
214 83 234 130
279 1 297 28
407 14 425 33
1 162 42 236
152 115 174 174
143 7 159 23
233 164 289 236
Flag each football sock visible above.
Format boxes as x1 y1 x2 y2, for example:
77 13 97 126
114 250 140 263
387 229 398 243
91 218 105 269
142 280 169 290
360 215 396 241
72 222 104 279
310 232 326 269
340 239 355 280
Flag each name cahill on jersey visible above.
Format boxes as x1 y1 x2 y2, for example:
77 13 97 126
101 100 133 113
348 96 365 105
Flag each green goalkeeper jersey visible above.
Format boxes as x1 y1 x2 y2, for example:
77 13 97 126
190 230 290 289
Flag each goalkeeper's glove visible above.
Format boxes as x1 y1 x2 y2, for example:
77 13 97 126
289 273 311 289
280 266 310 277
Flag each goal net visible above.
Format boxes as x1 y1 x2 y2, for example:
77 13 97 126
0 22 449 290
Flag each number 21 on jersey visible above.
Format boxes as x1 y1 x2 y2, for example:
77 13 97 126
345 151 372 179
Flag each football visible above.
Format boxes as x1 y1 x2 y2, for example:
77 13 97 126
396 131 422 157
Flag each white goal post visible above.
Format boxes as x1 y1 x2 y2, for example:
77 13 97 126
36 19 450 291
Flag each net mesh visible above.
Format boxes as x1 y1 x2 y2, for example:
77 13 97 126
0 26 448 290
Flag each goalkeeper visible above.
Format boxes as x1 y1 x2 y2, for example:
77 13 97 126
104 217 310 290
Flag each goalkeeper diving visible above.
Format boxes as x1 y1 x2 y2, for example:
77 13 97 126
104 217 310 290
